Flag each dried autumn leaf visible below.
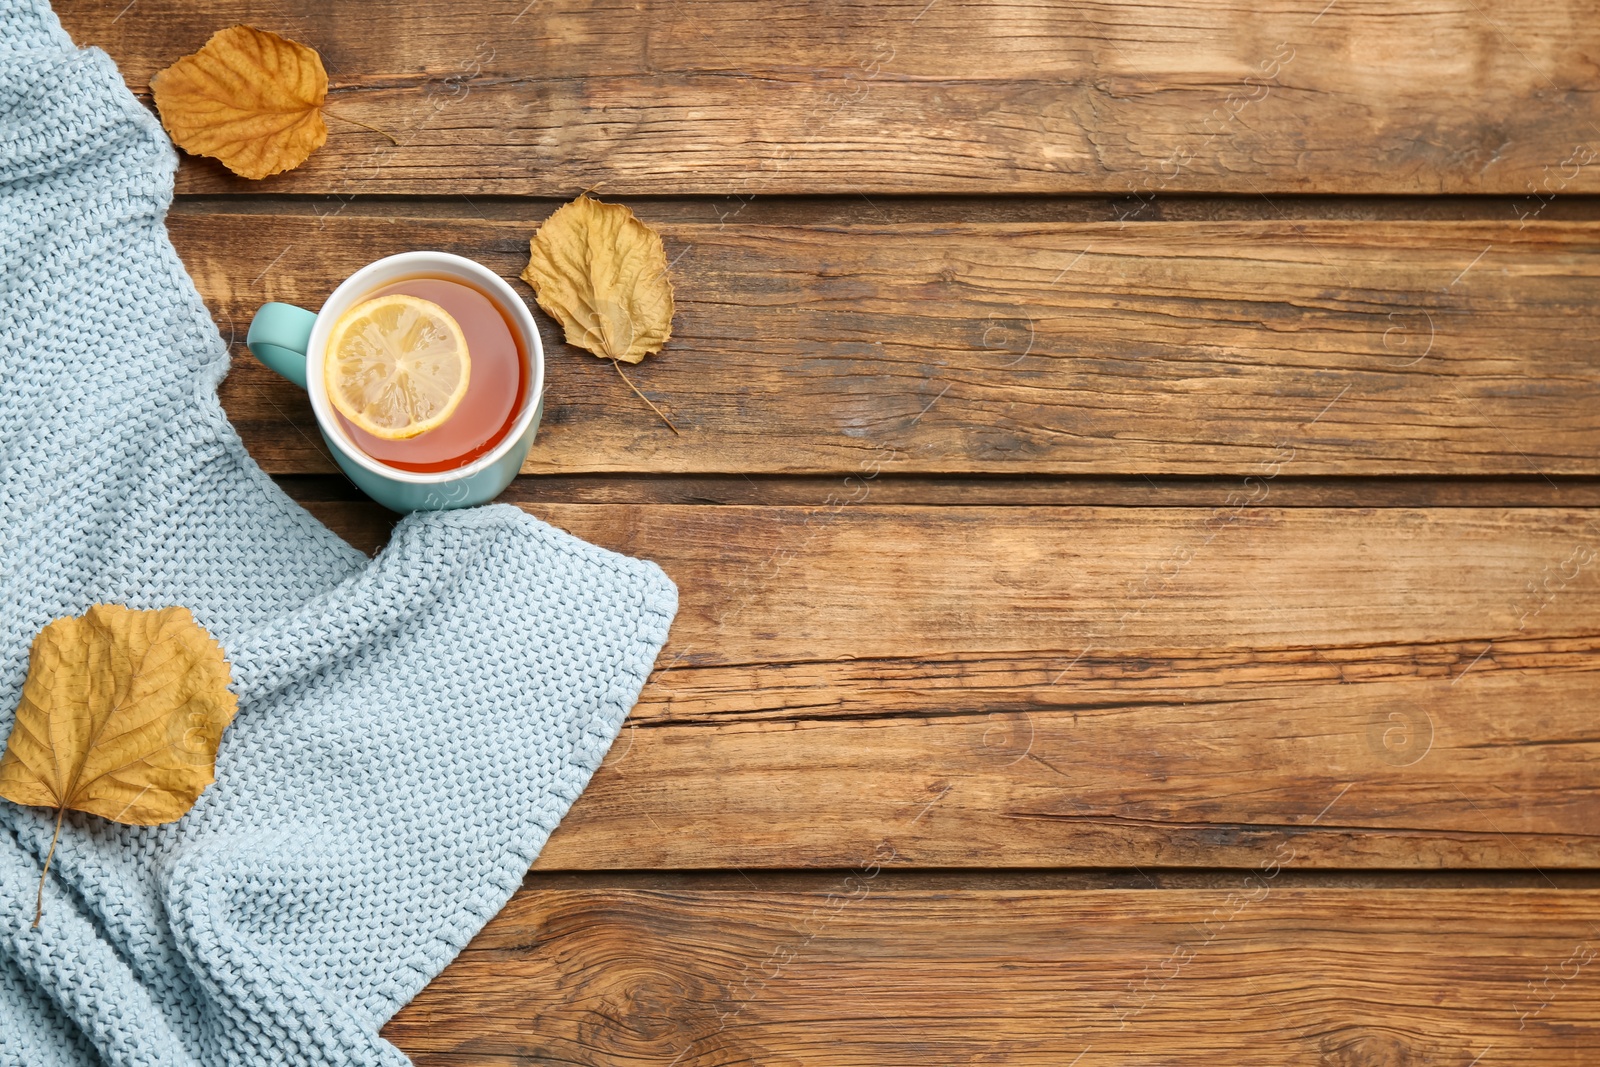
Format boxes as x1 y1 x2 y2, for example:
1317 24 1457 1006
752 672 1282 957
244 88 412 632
520 195 675 365
151 25 328 180
0 604 237 926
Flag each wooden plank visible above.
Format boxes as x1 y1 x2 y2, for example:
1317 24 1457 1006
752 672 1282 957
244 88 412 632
176 212 1600 477
529 503 1600 869
58 0 1600 196
305 502 1600 869
383 883 1600 1064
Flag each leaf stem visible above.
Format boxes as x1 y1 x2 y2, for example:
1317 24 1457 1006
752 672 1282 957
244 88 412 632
33 806 66 929
323 106 400 145
612 359 680 435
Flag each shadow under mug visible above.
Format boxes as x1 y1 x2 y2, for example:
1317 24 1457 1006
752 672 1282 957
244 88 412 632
245 251 545 513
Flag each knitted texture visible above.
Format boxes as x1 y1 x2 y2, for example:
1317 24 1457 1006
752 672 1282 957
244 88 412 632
0 4 678 1064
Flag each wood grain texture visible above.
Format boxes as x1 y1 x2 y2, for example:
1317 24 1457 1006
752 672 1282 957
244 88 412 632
310 502 1600 870
174 211 1600 476
58 0 1600 196
383 883 1600 1064
47 0 1600 1054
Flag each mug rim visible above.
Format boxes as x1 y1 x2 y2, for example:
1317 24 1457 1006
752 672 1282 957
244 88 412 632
305 251 546 486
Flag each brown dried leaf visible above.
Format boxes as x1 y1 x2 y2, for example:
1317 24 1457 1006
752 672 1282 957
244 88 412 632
520 195 675 365
0 605 237 925
151 25 328 180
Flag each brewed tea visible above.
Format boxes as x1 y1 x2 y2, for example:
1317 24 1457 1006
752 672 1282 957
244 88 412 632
331 276 526 472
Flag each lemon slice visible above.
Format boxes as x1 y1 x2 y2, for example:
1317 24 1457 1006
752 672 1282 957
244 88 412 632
323 295 470 439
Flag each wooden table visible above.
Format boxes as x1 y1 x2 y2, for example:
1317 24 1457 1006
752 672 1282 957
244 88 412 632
59 1 1600 1062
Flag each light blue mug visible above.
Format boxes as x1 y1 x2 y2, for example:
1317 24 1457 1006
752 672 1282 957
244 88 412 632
245 251 545 513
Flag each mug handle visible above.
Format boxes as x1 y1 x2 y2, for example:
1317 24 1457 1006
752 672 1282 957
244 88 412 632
246 302 316 389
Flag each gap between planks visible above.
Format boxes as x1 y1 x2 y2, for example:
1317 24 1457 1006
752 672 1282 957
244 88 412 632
281 472 1600 508
170 192 1600 226
519 867 1600 892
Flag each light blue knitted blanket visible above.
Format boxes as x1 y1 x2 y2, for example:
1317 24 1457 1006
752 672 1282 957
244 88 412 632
0 4 677 1063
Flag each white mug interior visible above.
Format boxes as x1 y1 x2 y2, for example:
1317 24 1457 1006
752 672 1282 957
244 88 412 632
305 251 545 485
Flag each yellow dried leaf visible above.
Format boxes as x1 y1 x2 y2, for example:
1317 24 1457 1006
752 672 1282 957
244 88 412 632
520 195 675 365
0 605 237 925
151 25 328 180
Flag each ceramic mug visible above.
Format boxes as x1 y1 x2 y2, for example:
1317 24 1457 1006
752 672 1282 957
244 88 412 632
245 252 544 513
